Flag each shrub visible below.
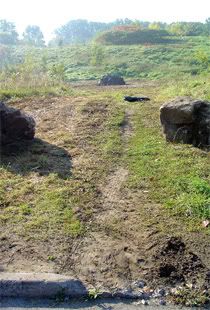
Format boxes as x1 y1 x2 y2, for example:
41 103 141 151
96 28 170 45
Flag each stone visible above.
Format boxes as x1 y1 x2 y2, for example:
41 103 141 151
153 288 166 298
114 288 145 299
160 97 210 148
98 74 126 86
133 280 146 288
141 299 149 305
0 101 35 145
159 299 166 306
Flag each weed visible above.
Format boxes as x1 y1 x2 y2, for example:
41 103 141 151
88 288 101 299
48 255 56 261
170 287 210 306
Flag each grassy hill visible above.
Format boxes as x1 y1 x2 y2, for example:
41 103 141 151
0 36 209 100
1 36 209 81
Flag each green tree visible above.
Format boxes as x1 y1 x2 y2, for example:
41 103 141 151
148 22 167 30
23 25 45 47
168 22 205 36
96 28 169 45
55 19 108 45
0 45 13 69
0 19 18 45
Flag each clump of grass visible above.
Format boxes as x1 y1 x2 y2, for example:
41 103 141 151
88 288 101 299
166 177 210 219
0 173 83 239
170 287 210 307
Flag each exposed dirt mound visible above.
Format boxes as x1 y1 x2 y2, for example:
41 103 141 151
149 237 206 286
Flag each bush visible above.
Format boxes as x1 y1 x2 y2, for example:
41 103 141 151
96 28 171 45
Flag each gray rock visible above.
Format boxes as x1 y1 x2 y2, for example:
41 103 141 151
159 299 166 306
0 101 35 145
113 288 146 299
98 74 125 86
141 299 149 305
160 97 210 147
132 280 146 288
160 97 197 124
153 288 166 298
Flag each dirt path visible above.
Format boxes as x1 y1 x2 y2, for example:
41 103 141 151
61 102 209 292
120 109 134 140
60 106 163 289
0 88 209 298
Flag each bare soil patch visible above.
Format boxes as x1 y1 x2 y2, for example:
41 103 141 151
120 109 133 140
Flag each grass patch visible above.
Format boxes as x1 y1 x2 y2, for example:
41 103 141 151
0 172 83 239
0 85 74 100
170 287 210 307
102 105 125 159
0 93 124 243
126 97 210 230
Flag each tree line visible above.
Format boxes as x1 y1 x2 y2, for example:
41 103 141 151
1 18 210 47
0 20 45 46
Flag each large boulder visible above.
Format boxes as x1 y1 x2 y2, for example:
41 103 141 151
160 97 210 147
0 101 36 145
98 74 126 86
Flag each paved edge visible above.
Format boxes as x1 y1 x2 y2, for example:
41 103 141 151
0 273 88 298
0 273 149 299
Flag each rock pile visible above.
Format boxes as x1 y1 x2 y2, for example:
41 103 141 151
98 74 126 86
160 97 210 148
0 101 36 145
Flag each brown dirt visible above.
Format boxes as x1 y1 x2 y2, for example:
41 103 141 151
0 87 209 292
120 109 133 140
149 236 206 286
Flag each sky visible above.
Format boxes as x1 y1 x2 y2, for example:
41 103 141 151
1 0 210 41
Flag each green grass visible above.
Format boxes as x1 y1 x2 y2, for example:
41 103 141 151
125 95 210 230
157 75 210 101
1 35 210 86
0 170 83 239
102 107 125 158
